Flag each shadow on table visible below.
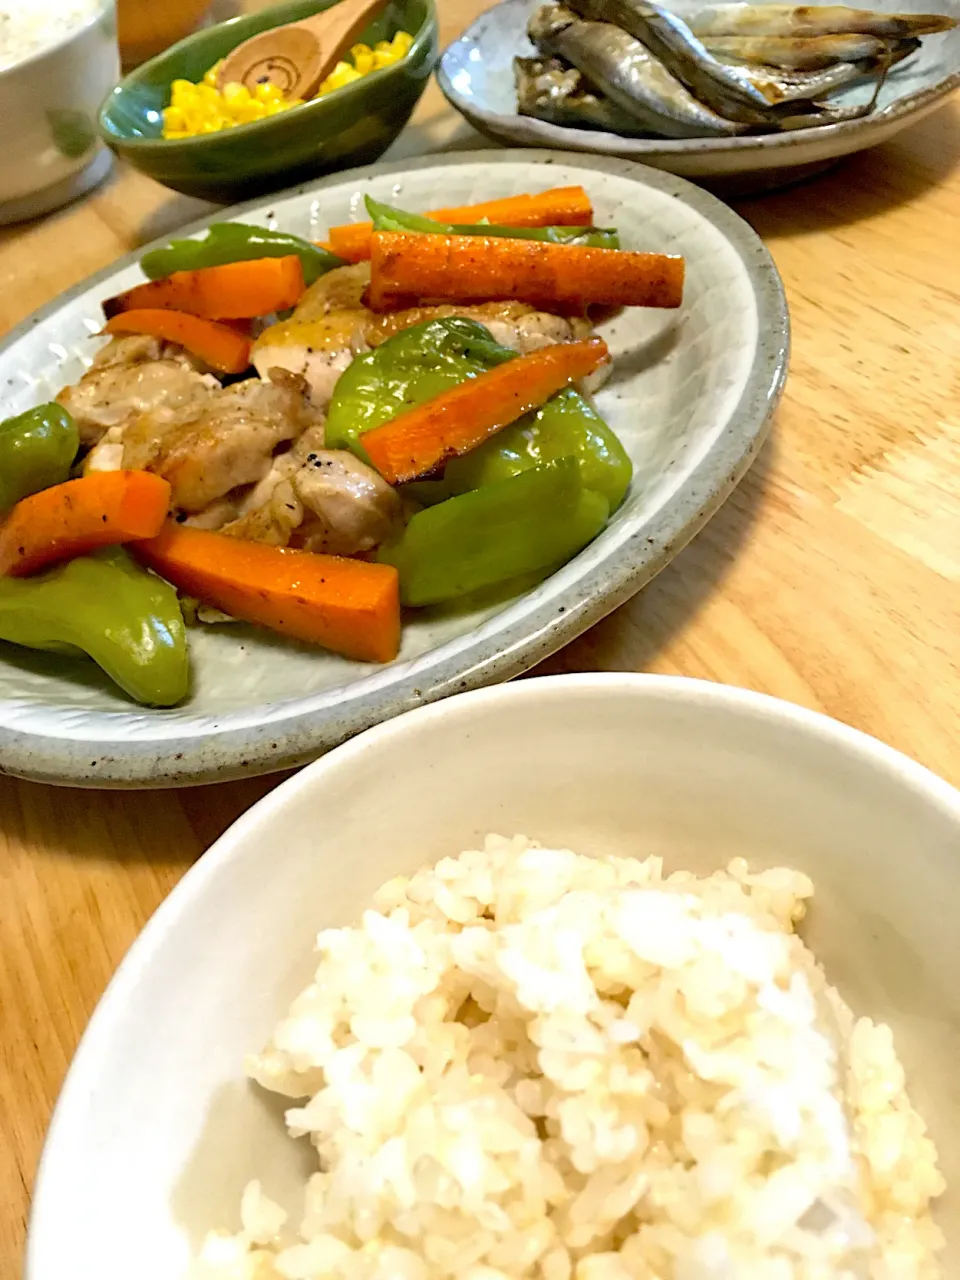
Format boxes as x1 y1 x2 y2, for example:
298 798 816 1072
533 420 778 678
734 98 960 239
136 193 222 247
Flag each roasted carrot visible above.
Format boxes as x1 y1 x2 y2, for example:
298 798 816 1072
327 186 594 263
134 524 400 663
0 471 171 577
361 338 609 485
365 233 685 313
103 310 252 374
102 256 306 321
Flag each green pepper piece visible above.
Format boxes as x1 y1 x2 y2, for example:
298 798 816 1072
0 404 79 514
444 387 632 511
379 457 609 606
140 223 344 286
325 317 517 462
365 196 620 250
0 547 189 706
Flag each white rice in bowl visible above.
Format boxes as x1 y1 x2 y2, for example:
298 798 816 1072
192 836 945 1279
0 0 104 71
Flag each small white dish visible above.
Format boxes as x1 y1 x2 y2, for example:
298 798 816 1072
438 0 960 192
26 674 960 1279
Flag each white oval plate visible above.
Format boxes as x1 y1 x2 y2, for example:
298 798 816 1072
0 151 787 787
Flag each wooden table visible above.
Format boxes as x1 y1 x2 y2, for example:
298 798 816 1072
2 0 959 1264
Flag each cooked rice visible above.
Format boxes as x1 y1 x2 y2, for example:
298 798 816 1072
192 836 945 1279
0 0 102 70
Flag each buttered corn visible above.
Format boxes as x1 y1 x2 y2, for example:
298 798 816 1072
316 30 414 95
162 64 302 138
161 31 415 140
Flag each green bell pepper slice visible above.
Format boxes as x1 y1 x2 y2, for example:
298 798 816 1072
326 316 631 507
0 547 189 706
365 196 620 250
325 317 516 462
140 223 344 286
379 457 609 606
0 403 79 514
444 387 632 512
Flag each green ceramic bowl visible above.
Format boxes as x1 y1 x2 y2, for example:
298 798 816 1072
98 0 437 202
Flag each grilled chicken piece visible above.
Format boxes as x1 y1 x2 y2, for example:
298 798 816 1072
121 369 319 513
252 264 597 410
221 441 402 557
57 335 217 448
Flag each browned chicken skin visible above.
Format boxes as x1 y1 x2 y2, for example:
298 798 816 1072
221 429 402 556
251 264 596 410
57 335 217 448
121 369 320 513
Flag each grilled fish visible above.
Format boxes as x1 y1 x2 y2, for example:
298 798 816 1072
564 0 788 117
528 5 751 133
728 38 917 98
515 56 654 132
685 4 956 38
702 31 889 67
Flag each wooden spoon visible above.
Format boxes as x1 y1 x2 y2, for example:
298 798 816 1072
216 0 393 100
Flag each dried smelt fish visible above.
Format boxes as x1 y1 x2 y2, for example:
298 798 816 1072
685 4 956 39
729 37 917 98
703 31 889 68
565 0 788 118
515 56 653 132
529 4 751 134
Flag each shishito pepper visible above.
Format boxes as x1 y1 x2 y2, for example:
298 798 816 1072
445 387 632 511
0 547 188 706
365 196 621 249
379 457 609 606
0 404 79 513
327 317 631 511
140 223 343 287
325 317 516 461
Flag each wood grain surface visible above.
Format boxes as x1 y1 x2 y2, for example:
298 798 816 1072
1 0 959 1268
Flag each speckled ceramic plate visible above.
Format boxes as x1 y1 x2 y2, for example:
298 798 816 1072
438 0 960 191
0 151 787 787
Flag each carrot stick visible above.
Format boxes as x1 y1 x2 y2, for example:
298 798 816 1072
134 524 400 663
327 186 594 263
366 233 684 313
103 310 252 374
361 338 609 485
0 471 171 577
102 256 305 321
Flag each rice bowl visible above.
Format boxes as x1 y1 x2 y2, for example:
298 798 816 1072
25 675 960 1280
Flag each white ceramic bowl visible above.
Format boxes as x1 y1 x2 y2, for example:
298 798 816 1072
27 674 960 1278
0 0 118 224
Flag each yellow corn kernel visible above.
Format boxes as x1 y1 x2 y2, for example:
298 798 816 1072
203 60 223 87
372 49 393 68
351 42 372 59
254 81 283 103
222 81 250 105
392 30 413 53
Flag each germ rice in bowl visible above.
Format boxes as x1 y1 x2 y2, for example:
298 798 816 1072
193 836 944 1279
0 0 103 71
